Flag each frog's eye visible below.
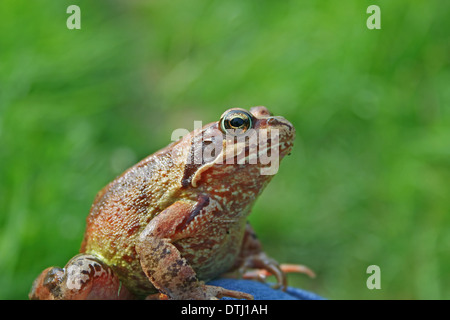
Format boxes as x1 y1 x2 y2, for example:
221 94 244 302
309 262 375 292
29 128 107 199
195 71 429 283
219 109 253 135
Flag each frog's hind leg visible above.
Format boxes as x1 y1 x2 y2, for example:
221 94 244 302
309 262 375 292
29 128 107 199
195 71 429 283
29 254 133 300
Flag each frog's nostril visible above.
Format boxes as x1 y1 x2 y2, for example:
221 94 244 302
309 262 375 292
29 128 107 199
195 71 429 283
267 117 279 125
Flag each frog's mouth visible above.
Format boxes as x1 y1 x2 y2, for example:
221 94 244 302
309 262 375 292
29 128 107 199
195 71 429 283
218 129 294 176
227 126 294 160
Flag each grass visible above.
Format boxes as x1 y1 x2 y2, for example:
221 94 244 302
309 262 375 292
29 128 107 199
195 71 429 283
0 0 449 299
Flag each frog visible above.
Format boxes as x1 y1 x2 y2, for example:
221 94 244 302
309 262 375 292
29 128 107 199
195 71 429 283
29 106 308 300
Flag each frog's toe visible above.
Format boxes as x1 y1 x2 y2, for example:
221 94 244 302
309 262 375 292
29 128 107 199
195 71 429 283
145 292 169 300
237 253 286 290
173 283 253 300
254 258 288 291
279 264 316 279
242 264 315 291
239 253 315 291
203 285 254 300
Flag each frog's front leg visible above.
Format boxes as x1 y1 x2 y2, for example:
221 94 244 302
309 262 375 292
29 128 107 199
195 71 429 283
135 196 253 300
29 254 133 300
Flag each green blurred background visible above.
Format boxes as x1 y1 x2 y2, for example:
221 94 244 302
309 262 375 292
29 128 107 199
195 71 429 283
0 0 449 299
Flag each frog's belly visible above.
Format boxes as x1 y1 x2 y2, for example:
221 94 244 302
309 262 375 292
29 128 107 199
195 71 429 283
176 217 247 282
174 237 241 282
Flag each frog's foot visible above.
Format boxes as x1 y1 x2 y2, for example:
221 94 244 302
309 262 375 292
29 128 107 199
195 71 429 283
29 254 133 300
195 284 254 300
175 283 254 300
242 264 316 286
239 253 315 291
145 285 253 300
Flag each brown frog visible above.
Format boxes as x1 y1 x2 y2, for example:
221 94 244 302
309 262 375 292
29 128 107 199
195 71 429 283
29 106 308 300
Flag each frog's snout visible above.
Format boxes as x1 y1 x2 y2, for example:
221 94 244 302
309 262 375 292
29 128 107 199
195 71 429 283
265 116 295 158
267 116 295 140
267 116 295 133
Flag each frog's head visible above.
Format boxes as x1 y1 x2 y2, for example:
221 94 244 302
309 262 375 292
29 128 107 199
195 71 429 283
179 106 295 189
223 106 295 159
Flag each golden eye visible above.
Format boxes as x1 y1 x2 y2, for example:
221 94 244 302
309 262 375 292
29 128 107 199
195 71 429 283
219 109 253 135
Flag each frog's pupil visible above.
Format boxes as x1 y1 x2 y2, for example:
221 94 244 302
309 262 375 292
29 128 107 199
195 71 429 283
230 117 245 128
219 110 253 135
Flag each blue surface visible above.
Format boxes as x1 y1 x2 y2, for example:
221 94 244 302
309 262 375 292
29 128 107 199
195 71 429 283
207 279 324 300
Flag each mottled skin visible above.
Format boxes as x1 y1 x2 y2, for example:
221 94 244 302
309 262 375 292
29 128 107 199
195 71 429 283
30 106 299 300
